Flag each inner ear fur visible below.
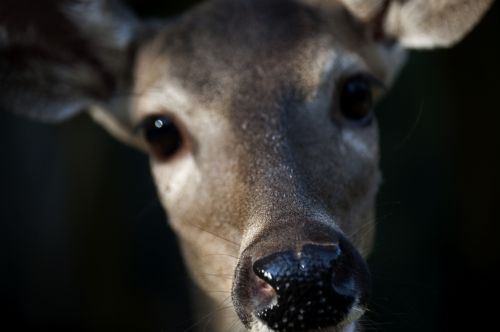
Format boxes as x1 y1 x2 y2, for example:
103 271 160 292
340 0 494 48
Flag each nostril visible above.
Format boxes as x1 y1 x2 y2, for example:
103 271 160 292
253 275 277 311
250 243 365 331
256 277 274 295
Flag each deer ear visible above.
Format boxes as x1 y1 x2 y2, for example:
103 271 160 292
0 0 152 145
340 0 494 48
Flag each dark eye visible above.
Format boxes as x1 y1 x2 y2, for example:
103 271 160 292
139 115 183 160
339 74 378 122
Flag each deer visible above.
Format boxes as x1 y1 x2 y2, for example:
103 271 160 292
0 0 494 331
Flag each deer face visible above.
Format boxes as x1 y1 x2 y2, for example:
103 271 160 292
0 0 492 331
130 2 403 330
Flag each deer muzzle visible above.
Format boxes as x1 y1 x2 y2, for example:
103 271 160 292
232 222 370 332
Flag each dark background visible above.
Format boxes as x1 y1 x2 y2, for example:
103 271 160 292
1 1 499 331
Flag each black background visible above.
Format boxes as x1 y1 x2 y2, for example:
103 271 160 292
1 1 499 331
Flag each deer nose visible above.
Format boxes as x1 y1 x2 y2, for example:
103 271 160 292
251 244 364 331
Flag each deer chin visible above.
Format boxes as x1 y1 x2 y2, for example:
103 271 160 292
249 320 357 332
248 303 364 332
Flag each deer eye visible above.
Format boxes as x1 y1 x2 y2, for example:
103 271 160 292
139 115 183 160
339 74 380 123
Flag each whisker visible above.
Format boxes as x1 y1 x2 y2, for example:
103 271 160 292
183 295 233 332
203 305 234 332
206 290 231 294
186 222 240 247
201 273 234 280
202 253 239 260
202 296 234 332
348 212 393 240
225 316 245 332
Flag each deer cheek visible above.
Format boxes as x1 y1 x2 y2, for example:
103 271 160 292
151 155 202 216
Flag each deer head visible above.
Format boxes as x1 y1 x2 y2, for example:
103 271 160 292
0 0 493 331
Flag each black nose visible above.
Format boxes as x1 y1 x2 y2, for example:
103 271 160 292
252 243 368 332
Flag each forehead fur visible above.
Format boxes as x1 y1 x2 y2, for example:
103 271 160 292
135 0 385 105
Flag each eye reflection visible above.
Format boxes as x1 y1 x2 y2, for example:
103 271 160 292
139 115 183 160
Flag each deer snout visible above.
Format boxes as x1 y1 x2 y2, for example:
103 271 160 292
233 232 371 332
253 244 355 331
